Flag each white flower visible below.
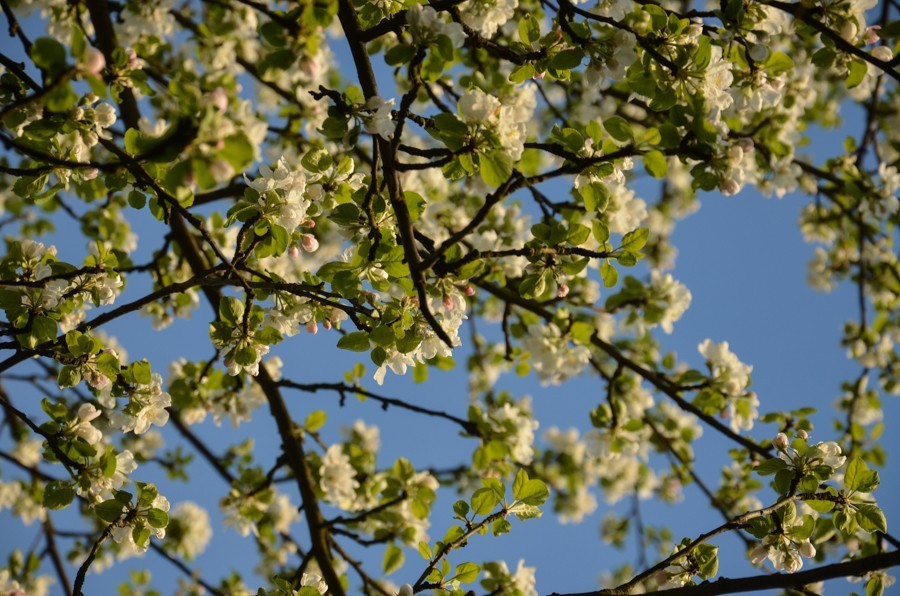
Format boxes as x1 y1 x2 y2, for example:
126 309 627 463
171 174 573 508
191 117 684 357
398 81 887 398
319 445 359 509
407 5 465 45
121 373 172 435
459 88 501 123
811 441 846 469
519 323 590 386
72 403 103 445
648 271 692 334
300 573 328 594
363 96 395 139
458 0 517 38
167 502 212 560
698 339 752 396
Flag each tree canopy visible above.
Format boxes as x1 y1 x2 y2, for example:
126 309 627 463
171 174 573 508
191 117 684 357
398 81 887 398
0 0 899 594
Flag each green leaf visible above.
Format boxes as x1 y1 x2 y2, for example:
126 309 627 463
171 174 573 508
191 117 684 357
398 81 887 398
518 14 540 45
337 332 370 352
304 410 327 432
453 500 470 518
23 315 58 349
43 481 75 510
219 296 244 326
806 498 836 513
480 151 513 187
57 365 81 388
491 518 512 536
417 540 432 560
145 507 169 528
855 503 887 534
452 562 480 584
592 221 610 243
643 150 667 178
31 38 67 78
516 478 549 506
846 58 868 89
867 575 885 596
509 63 535 83
845 457 865 491
404 191 426 222
551 49 583 70
219 133 255 170
383 542 404 575
301 148 333 173
471 487 500 515
600 261 618 287
765 51 795 76
603 116 633 142
132 360 152 385
755 457 787 476
620 228 649 252
94 498 126 523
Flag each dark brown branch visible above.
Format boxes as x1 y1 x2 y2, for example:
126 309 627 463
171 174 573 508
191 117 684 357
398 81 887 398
279 380 478 435
551 549 900 596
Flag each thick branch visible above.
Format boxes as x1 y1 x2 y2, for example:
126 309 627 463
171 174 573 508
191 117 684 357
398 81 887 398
552 550 900 596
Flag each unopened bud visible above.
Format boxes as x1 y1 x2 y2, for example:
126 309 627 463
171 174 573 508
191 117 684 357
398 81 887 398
399 585 414 596
84 48 106 76
798 541 816 558
306 320 318 335
301 234 319 252
796 429 808 440
872 45 894 62
773 432 789 450
840 21 858 42
208 87 229 112
863 25 881 45
557 283 570 298
125 47 141 69
322 320 332 330
82 167 99 181
443 296 455 311
464 285 475 297
288 245 301 258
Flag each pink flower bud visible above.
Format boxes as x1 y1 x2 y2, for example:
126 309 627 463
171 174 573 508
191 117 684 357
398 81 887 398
208 87 229 112
84 48 106 76
306 321 318 334
304 218 316 228
323 320 332 330
443 296 455 311
557 283 570 298
773 432 789 450
796 429 808 440
288 245 301 258
464 285 475 297
87 372 111 390
125 48 141 69
301 234 319 252
864 26 881 45
82 167 99 181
